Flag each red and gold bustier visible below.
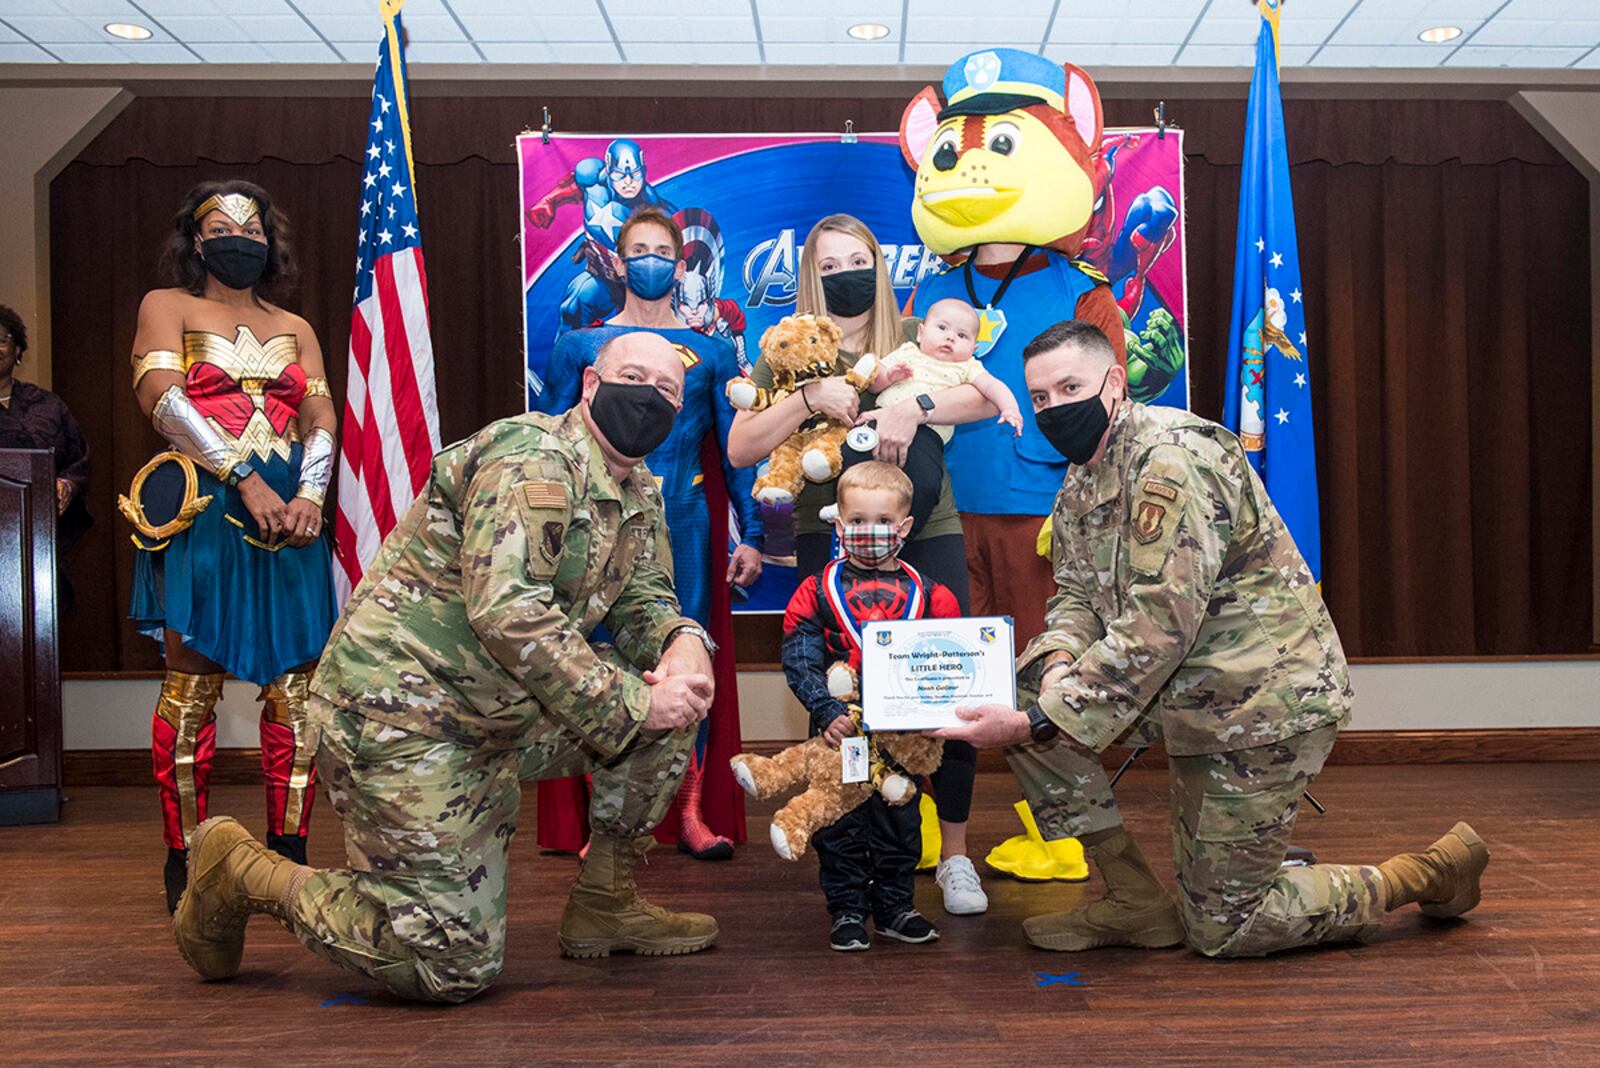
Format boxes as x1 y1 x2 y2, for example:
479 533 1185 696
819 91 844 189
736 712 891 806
181 326 307 463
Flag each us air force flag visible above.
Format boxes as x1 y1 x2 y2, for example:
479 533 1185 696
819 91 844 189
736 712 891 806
1222 0 1322 582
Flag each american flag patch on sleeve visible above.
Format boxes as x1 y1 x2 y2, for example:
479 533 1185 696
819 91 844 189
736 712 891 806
522 482 568 509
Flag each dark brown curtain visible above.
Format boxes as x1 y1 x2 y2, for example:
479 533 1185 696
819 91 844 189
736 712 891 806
47 94 1591 670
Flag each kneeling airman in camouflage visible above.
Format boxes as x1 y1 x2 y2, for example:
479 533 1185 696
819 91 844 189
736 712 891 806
938 320 1488 959
173 331 722 1002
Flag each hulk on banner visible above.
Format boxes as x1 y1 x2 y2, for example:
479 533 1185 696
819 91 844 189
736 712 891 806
518 131 1190 613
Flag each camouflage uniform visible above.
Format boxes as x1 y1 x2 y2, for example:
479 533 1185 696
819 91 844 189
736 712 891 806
289 407 699 1002
1012 401 1384 958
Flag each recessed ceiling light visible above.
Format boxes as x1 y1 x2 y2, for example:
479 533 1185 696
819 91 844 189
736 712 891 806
847 22 890 41
104 22 153 40
1418 25 1462 44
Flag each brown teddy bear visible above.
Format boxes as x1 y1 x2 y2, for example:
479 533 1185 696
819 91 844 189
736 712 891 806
729 662 944 860
725 313 880 507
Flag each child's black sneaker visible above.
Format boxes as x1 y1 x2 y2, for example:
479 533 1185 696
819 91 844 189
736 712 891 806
877 908 940 944
830 913 870 952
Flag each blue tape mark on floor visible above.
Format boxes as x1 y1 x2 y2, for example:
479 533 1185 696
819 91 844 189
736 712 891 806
320 992 368 1006
1034 972 1084 988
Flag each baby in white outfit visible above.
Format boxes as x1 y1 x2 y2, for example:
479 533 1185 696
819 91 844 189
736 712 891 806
871 297 1024 441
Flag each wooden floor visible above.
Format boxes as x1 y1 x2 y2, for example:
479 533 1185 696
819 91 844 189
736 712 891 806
3 763 1597 1067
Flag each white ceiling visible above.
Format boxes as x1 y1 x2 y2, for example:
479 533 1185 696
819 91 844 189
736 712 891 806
0 0 1597 68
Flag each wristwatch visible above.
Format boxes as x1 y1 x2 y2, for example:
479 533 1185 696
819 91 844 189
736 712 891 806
915 393 936 421
1025 702 1060 745
666 623 719 659
224 459 256 488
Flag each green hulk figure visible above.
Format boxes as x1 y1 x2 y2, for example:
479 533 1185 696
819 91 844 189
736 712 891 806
1123 308 1185 404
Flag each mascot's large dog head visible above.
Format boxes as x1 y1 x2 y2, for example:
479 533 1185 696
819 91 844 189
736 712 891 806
900 48 1103 262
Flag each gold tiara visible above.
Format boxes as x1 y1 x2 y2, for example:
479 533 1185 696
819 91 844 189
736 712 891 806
193 193 260 228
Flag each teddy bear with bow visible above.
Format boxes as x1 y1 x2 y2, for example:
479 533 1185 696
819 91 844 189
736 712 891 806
724 313 881 507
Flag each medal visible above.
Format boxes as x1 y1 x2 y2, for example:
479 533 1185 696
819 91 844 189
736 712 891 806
962 245 1036 360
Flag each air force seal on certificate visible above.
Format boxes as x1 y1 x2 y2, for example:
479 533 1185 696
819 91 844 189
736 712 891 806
859 616 1016 732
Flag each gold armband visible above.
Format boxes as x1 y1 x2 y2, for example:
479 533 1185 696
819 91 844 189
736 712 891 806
303 376 332 399
132 350 187 388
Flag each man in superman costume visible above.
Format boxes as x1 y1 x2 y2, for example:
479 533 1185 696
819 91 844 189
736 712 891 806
534 206 764 859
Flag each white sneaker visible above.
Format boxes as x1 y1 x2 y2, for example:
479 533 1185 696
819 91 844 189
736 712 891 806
936 855 989 915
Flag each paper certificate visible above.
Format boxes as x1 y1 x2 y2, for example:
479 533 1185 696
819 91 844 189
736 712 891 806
859 616 1016 732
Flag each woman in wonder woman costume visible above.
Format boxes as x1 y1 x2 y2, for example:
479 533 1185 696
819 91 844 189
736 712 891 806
122 180 337 911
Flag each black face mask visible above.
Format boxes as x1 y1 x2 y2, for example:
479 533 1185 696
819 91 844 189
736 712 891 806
821 268 877 319
589 380 677 459
1035 369 1114 466
200 236 269 291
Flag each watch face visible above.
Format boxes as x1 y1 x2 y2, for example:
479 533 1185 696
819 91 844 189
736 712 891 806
916 394 936 411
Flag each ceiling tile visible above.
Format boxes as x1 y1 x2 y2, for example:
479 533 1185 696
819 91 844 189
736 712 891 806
1310 43 1450 65
916 17 1052 43
1475 18 1600 48
1574 46 1600 68
0 20 18 40
332 39 376 61
1276 18 1343 47
1175 43 1259 66
1330 17 1484 46
310 15 381 39
448 0 550 13
456 12 611 40
758 15 831 41
290 0 378 10
397 14 466 40
49 41 133 60
609 15 757 43
6 16 114 42
604 0 753 14
1418 0 1504 15
1497 0 1595 16
1274 0 1359 14
756 0 898 15
401 41 481 61
130 0 221 12
155 16 242 42
231 15 321 42
1051 16 1196 45
188 40 272 61
900 41 1036 65
477 40 622 62
47 0 143 16
1182 16 1260 46
121 41 199 61
0 41 57 59
0 0 65 13
1445 43 1592 66
1045 42 1180 66
258 40 342 61
623 40 762 63
199 0 297 12
763 40 897 64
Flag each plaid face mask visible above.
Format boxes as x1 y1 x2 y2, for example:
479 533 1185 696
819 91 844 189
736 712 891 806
839 523 904 567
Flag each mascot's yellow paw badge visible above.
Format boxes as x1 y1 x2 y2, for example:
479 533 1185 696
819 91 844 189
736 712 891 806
916 793 941 871
985 800 1089 882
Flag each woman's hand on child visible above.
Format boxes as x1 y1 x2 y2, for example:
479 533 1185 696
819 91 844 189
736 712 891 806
856 399 922 466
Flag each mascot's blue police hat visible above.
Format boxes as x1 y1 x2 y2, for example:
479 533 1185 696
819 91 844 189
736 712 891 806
938 47 1067 120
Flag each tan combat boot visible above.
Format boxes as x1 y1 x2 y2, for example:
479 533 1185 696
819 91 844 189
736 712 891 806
558 834 719 959
1023 828 1186 951
1378 821 1489 917
173 816 311 980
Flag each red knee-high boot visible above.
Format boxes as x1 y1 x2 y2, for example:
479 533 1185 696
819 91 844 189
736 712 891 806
260 669 317 865
677 748 734 861
151 670 223 912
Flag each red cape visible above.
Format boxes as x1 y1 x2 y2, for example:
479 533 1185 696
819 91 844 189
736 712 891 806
536 437 748 849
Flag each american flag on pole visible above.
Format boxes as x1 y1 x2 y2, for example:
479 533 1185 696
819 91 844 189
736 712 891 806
333 0 440 603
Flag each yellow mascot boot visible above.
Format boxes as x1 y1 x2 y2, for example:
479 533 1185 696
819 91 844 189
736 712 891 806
916 793 941 872
985 801 1089 882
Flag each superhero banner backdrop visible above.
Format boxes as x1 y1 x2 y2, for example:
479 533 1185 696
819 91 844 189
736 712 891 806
519 131 1189 611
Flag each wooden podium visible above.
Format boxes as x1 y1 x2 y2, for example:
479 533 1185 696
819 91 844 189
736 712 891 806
0 448 62 824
